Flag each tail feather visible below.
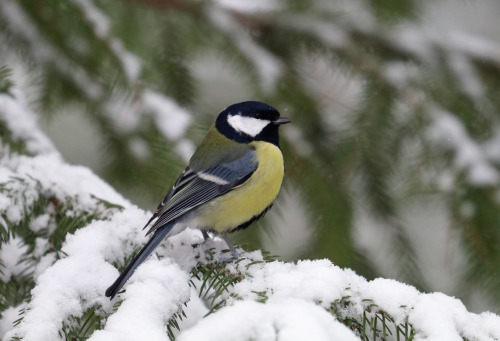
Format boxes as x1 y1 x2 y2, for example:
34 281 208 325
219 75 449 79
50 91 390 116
105 224 173 299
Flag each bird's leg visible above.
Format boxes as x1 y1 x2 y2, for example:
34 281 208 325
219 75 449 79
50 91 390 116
192 230 211 248
217 234 240 264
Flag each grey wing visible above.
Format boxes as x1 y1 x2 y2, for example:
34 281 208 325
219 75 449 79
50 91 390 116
144 150 257 236
142 167 196 230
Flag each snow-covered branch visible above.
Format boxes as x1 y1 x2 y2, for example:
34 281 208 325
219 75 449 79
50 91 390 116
1 77 499 341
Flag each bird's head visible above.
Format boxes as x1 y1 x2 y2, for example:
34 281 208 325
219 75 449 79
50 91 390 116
216 101 291 146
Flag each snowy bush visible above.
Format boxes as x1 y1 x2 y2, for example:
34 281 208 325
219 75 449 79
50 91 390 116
3 0 500 339
1 76 499 341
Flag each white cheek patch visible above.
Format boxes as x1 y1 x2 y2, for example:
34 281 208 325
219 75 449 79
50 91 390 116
227 114 270 137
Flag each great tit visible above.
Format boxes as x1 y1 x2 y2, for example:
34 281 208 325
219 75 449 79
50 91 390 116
105 101 291 299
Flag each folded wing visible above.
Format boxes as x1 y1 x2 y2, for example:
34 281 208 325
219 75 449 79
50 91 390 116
144 150 257 235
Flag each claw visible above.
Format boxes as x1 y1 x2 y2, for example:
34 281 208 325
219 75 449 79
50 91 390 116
216 235 239 264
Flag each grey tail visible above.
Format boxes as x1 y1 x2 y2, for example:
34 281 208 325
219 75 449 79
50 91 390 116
105 224 173 299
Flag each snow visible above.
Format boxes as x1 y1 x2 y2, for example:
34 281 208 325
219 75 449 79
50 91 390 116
484 128 500 163
71 0 110 38
21 256 112 340
207 6 283 91
174 139 196 163
447 52 485 102
0 305 24 337
282 125 313 157
0 90 56 155
295 53 365 136
178 256 500 340
0 236 28 281
383 61 420 89
410 292 500 341
89 260 190 341
260 186 314 260
175 287 209 331
214 0 281 13
427 107 499 186
2 157 500 341
0 166 40 225
141 90 192 141
5 205 22 224
389 21 500 107
33 252 56 277
29 213 51 233
446 30 500 64
1 0 192 167
71 0 142 83
2 68 500 341
178 298 359 341
5 208 143 341
225 259 356 307
0 1 52 62
103 90 193 163
290 18 348 48
128 137 150 160
359 278 419 324
0 1 103 100
104 94 141 133
13 153 129 211
109 38 142 82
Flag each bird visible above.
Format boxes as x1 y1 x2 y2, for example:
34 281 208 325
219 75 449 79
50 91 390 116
105 101 291 299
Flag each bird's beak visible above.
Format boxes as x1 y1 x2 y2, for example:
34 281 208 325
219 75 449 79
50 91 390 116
273 117 292 125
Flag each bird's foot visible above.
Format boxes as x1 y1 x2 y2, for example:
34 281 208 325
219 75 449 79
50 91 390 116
216 252 239 265
216 235 240 264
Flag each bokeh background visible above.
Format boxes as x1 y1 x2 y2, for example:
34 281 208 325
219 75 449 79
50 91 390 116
2 0 500 313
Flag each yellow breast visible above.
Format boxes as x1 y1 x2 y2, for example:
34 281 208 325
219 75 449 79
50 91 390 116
196 141 284 233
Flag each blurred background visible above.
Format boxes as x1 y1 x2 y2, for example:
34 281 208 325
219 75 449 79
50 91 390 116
2 0 500 314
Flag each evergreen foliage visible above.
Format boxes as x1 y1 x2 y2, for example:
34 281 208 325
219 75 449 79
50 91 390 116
1 0 500 339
